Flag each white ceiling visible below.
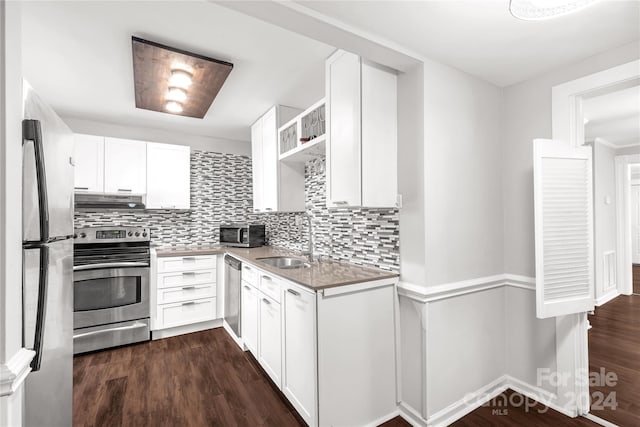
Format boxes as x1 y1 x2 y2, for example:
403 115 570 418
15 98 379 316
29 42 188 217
584 85 640 146
295 0 640 87
21 1 334 142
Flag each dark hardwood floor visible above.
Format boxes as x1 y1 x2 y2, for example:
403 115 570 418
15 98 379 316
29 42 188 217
74 326 620 427
588 294 640 426
73 328 305 427
633 264 640 295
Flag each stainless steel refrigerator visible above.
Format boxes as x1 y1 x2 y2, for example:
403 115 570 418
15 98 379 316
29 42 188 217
22 83 74 427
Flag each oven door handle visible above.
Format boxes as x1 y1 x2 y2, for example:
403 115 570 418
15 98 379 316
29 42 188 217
73 322 148 339
73 262 149 271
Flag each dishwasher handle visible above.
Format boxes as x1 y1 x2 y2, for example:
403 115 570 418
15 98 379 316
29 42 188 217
224 255 242 271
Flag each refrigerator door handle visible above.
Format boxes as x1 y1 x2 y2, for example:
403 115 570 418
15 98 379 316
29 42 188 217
23 119 50 242
30 245 49 372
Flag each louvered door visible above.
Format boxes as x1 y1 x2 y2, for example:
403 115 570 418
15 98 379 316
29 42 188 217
534 139 594 319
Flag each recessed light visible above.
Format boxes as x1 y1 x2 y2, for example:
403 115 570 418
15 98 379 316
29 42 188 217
169 69 193 88
509 0 601 21
167 87 188 103
165 101 183 114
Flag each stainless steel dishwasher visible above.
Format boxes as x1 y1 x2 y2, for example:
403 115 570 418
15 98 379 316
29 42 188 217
224 255 242 338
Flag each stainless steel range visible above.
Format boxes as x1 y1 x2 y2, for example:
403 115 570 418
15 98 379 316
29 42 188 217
72 226 151 354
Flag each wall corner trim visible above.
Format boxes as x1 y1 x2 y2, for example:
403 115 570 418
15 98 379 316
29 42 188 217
397 274 535 303
0 348 35 397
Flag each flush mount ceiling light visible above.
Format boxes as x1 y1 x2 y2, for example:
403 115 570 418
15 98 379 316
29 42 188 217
167 87 188 103
165 101 184 114
509 0 601 20
132 36 233 118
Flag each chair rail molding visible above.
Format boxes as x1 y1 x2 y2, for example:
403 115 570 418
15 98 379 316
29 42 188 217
0 348 35 396
397 274 535 303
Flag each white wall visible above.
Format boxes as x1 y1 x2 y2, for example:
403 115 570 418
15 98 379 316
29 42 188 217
423 58 504 287
503 41 640 278
427 287 506 416
62 116 251 156
593 140 618 300
397 63 426 287
0 0 26 424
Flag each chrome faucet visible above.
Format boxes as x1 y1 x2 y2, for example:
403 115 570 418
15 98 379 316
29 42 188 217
301 214 314 263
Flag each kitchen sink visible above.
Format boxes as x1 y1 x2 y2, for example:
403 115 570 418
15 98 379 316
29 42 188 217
256 256 311 269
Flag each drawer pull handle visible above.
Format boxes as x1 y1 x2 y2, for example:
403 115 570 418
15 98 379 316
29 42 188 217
265 208 273 211
287 289 300 297
182 257 196 261
243 285 251 291
182 286 196 291
182 272 196 276
117 188 132 192
244 266 252 271
333 201 348 205
262 298 271 305
262 275 272 281
182 301 196 306
74 186 89 190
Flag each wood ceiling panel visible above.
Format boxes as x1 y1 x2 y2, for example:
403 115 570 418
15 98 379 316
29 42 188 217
132 36 233 119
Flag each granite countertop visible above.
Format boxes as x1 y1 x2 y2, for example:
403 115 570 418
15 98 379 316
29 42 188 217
154 245 399 290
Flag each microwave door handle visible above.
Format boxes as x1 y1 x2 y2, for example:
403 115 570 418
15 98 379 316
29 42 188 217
23 120 49 242
237 228 242 244
30 245 49 372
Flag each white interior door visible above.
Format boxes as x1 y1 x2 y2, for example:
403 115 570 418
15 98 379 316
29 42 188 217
534 139 594 318
632 184 640 264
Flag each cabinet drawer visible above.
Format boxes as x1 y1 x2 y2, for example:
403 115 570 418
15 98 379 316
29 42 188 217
259 273 281 303
157 283 215 304
157 255 217 273
156 269 216 289
157 298 216 329
242 263 259 287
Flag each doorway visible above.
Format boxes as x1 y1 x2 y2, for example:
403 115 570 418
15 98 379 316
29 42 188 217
582 82 640 425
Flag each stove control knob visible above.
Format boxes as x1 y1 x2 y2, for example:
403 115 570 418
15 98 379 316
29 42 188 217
79 233 86 238
142 232 148 237
135 232 140 237
128 231 133 236
73 234 78 239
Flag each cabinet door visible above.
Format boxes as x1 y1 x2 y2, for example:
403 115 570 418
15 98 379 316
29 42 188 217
282 285 317 426
241 283 259 356
73 134 104 192
261 107 279 212
258 294 282 388
146 143 190 209
326 50 362 207
104 138 147 194
251 120 264 213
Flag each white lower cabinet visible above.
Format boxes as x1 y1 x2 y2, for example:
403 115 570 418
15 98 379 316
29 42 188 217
258 294 282 387
241 281 259 356
152 254 218 332
282 284 317 426
238 261 397 427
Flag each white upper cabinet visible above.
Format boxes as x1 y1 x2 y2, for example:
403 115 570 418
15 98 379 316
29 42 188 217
104 137 147 194
326 50 398 208
73 134 104 192
251 105 305 213
146 143 190 209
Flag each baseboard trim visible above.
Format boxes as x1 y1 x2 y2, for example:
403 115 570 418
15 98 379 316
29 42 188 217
152 318 222 340
595 289 619 306
505 375 572 418
582 412 620 427
362 409 401 427
0 348 36 396
398 401 427 427
398 375 580 426
426 375 509 427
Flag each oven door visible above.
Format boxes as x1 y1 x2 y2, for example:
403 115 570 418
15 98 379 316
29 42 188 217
73 266 149 329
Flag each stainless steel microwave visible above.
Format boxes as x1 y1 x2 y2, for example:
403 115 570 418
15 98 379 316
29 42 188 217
219 224 266 248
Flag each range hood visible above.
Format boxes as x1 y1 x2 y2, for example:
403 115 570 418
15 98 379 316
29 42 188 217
75 193 146 210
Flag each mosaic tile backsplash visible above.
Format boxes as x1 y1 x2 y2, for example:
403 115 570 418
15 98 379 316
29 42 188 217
75 150 399 271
